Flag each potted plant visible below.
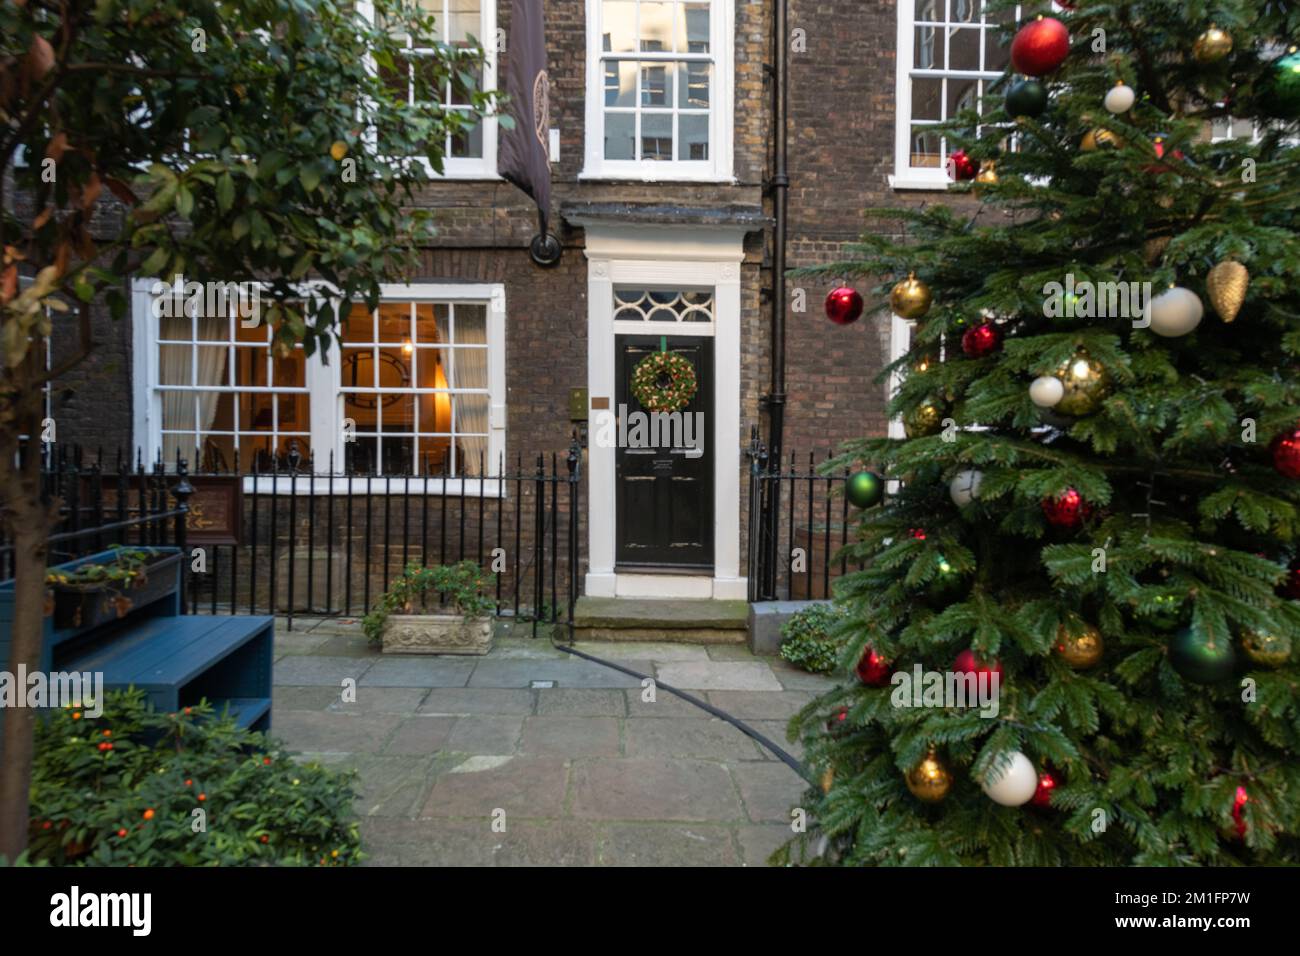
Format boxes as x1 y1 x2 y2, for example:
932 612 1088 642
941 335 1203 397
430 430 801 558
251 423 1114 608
44 547 182 630
363 560 495 655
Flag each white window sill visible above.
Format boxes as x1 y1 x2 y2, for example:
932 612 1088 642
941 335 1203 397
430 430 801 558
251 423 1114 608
241 476 508 498
578 169 737 185
888 174 952 192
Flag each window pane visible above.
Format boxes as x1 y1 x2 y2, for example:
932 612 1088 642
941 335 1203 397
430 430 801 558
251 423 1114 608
159 346 191 385
376 346 414 389
453 304 487 345
605 112 635 159
377 303 410 342
639 1 673 52
415 302 445 344
947 76 979 119
912 77 943 120
602 1 636 53
951 0 979 24
910 126 942 167
271 349 305 388
450 115 484 157
679 61 710 108
160 314 190 340
341 307 373 343
196 315 228 341
915 25 942 68
679 114 709 160
948 27 981 71
641 62 671 107
342 347 376 388
604 59 637 107
447 0 481 45
984 29 1010 73
915 0 943 20
641 113 673 160
681 3 710 53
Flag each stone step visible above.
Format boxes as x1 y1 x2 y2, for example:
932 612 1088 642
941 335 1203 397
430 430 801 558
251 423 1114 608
572 597 749 645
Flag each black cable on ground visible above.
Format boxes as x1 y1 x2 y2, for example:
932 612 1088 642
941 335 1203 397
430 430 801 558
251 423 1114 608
553 639 814 786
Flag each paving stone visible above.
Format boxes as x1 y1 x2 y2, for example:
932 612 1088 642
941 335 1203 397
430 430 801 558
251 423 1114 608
383 716 458 755
624 688 710 719
313 753 440 818
729 761 807 823
484 638 568 660
273 655 374 687
535 688 625 717
466 659 643 689
272 686 340 712
519 716 621 757
749 720 805 761
329 687 428 714
624 717 765 760
358 657 476 688
361 818 598 866
274 632 329 656
769 663 840 692
571 641 710 662
421 756 568 818
313 633 380 658
417 688 536 716
705 644 766 661
445 715 524 754
569 758 743 822
706 690 815 721
597 824 740 866
654 661 783 692
272 711 403 754
736 824 794 867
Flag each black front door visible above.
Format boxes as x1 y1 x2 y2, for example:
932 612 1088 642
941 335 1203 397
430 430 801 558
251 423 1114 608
615 336 713 570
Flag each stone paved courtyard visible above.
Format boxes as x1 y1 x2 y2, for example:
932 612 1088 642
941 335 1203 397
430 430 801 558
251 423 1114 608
271 618 834 866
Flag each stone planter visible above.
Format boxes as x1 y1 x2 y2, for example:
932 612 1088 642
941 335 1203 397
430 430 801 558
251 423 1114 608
381 614 493 656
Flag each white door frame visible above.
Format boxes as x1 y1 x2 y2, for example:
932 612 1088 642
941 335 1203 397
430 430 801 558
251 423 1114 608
579 222 747 600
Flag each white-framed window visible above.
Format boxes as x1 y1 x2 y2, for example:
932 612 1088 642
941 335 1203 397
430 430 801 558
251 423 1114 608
583 0 735 182
888 314 917 440
891 0 1025 190
131 281 507 488
359 0 499 179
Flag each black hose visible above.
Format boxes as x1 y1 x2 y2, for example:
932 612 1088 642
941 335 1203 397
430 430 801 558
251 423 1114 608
552 640 814 786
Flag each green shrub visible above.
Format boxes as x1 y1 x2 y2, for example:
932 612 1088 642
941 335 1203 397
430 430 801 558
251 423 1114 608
779 603 848 674
363 560 495 644
26 690 362 867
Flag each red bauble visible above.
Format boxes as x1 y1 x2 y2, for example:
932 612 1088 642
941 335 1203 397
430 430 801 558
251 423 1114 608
1031 771 1058 808
961 322 1002 358
946 149 980 181
909 528 927 540
1279 557 1300 601
856 648 892 686
1270 426 1300 479
825 286 864 326
953 648 1004 685
1042 488 1091 529
1010 17 1070 77
1144 136 1188 174
826 707 849 733
1232 786 1249 839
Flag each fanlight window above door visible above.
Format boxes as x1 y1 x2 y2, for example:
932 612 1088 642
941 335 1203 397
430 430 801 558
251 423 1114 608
613 288 714 322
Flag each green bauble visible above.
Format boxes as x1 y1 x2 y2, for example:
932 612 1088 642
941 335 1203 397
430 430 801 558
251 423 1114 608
1169 626 1237 684
1006 79 1049 118
846 471 885 509
1263 47 1300 120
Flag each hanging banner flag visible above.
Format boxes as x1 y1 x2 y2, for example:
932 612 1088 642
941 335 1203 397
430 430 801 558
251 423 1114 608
498 0 552 237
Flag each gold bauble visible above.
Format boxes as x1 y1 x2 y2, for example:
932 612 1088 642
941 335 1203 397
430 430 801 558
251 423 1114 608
1193 26 1233 64
1080 127 1122 152
1054 352 1112 417
1240 630 1292 668
1205 260 1249 323
1055 622 1105 669
905 748 952 804
910 350 939 376
1143 236 1172 266
975 162 999 186
903 399 946 438
821 766 835 794
890 272 933 320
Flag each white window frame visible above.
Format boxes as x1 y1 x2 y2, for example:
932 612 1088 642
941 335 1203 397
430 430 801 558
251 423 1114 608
131 280 507 494
356 0 500 180
891 0 1026 191
582 0 735 183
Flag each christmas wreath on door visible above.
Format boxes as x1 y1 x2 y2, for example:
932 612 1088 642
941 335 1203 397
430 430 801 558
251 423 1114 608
630 350 698 414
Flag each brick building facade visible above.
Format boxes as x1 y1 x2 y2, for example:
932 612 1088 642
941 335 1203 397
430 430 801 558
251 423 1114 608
48 0 1000 608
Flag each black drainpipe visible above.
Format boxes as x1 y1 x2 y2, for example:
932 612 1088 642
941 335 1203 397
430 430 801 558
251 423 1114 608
767 0 789 465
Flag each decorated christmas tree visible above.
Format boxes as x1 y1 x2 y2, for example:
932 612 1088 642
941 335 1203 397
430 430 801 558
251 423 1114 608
785 0 1300 865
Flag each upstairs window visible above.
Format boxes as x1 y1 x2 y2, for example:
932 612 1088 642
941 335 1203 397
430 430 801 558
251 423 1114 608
584 0 734 181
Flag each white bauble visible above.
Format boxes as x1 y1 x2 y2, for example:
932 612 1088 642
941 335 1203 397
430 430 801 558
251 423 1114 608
981 751 1039 807
1029 375 1065 408
1148 286 1204 337
949 470 983 507
1103 83 1136 114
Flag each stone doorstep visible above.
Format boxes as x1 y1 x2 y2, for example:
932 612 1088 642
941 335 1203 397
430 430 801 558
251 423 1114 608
572 597 749 645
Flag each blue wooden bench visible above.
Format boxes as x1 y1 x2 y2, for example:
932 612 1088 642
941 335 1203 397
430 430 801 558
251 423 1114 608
0 547 274 732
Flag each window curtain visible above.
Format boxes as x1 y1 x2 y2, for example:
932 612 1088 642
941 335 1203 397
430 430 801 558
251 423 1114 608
434 310 490 476
160 314 227 466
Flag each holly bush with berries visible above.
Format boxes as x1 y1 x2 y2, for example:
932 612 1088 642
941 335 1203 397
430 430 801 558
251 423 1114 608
23 691 361 866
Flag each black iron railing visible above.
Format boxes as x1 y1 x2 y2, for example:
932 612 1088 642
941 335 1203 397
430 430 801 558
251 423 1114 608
747 430 856 603
2 442 583 634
